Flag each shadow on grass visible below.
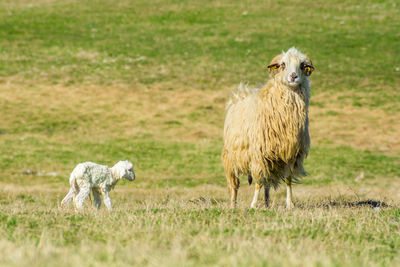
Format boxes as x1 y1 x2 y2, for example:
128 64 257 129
328 200 388 208
185 196 390 210
297 199 389 209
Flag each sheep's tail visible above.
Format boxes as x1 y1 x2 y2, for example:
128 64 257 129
226 83 259 111
70 174 80 193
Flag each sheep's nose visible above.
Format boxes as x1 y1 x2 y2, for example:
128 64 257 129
290 72 298 81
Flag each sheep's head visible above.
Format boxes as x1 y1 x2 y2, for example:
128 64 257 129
114 160 135 181
267 47 314 88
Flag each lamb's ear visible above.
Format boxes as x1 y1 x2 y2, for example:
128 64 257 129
267 54 283 76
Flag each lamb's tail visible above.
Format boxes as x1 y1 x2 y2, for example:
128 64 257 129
226 83 259 111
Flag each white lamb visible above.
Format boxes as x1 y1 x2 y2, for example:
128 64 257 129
61 160 135 211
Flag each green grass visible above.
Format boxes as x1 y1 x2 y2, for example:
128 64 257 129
1 135 399 189
1 1 399 106
0 192 399 266
0 0 400 266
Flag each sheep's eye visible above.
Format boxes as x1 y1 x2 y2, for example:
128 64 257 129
281 62 286 70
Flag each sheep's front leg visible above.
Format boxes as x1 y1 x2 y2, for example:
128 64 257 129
74 187 91 210
285 177 294 209
102 190 113 211
250 182 263 209
92 189 102 210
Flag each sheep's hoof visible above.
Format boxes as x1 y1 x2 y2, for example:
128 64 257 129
286 202 294 209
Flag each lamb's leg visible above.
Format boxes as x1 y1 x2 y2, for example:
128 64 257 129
264 179 271 208
285 177 294 209
250 182 263 209
92 189 102 210
73 187 90 210
61 188 75 208
102 190 113 211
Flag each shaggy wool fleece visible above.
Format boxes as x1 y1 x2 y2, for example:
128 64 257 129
222 47 314 207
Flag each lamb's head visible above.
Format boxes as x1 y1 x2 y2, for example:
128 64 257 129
267 47 314 88
113 160 135 181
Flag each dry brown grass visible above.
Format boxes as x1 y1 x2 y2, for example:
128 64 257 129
1 184 399 267
2 81 398 155
0 82 228 142
310 93 400 155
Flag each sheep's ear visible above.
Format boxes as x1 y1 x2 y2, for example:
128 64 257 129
303 57 315 76
267 54 283 75
267 63 280 71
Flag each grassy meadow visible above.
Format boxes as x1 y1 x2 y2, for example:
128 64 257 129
0 0 400 266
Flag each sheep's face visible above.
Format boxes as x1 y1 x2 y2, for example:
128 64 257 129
115 160 136 181
268 47 314 88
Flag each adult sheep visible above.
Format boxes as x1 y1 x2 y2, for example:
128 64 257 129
222 47 314 208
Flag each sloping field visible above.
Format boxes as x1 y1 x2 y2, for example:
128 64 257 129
0 0 399 266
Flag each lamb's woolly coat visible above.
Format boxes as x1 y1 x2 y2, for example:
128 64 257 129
61 160 135 211
222 47 313 207
70 162 125 192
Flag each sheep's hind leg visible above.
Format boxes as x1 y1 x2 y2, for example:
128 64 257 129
226 171 239 208
73 187 90 210
264 179 271 208
92 189 102 210
285 177 294 209
250 181 263 209
230 185 238 208
61 188 75 208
